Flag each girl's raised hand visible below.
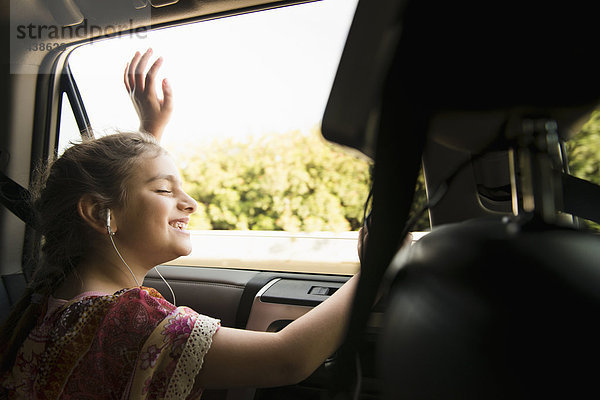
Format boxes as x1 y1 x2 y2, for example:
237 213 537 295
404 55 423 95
124 49 173 141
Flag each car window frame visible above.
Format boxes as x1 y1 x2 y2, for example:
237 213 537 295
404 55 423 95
50 6 365 277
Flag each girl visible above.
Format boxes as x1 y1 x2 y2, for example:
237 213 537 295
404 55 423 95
0 49 360 399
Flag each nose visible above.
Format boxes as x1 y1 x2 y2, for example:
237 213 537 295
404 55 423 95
178 191 198 214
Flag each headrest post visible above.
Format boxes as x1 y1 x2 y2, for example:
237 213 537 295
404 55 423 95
510 117 565 224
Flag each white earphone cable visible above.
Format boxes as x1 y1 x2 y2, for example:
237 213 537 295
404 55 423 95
154 266 176 306
109 235 177 306
107 209 177 306
109 233 141 287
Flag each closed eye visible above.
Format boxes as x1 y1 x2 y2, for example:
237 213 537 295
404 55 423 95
156 190 172 194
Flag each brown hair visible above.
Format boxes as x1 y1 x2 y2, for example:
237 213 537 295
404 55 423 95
0 131 165 373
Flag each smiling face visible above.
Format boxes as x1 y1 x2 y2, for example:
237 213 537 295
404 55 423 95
110 153 198 269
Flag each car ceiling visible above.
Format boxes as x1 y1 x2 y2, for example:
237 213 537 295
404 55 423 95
7 0 317 68
10 0 316 30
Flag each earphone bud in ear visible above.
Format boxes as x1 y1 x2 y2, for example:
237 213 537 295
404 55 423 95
105 209 141 288
106 209 114 236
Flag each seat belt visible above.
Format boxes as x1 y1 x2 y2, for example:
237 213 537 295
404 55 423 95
0 170 35 227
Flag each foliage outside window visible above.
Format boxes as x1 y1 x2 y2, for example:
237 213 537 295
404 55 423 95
181 127 370 232
567 109 600 232
179 125 430 233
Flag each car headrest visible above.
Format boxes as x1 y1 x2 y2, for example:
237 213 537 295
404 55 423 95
380 218 600 398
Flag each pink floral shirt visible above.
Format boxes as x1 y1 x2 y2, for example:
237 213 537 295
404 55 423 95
2 287 220 399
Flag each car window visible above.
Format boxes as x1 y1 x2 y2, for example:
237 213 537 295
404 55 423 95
59 0 430 274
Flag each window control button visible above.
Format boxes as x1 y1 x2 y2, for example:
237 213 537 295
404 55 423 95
309 286 331 295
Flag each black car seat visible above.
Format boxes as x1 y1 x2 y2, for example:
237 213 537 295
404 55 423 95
0 273 27 323
381 218 600 399
373 0 600 399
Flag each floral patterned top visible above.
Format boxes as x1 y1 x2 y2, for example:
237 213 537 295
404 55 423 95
1 286 220 399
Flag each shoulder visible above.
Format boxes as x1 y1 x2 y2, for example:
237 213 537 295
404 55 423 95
119 286 175 311
105 286 178 325
109 287 220 333
46 287 180 329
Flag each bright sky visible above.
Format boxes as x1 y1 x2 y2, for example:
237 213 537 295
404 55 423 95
65 0 358 154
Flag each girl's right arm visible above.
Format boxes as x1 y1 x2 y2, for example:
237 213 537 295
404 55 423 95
195 273 359 389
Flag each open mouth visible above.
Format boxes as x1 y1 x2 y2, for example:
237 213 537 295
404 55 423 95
169 221 189 231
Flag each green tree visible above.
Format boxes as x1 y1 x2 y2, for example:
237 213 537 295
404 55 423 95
178 126 431 232
408 170 430 231
566 109 600 232
180 127 373 232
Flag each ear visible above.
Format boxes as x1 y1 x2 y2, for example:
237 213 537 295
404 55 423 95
77 194 113 235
